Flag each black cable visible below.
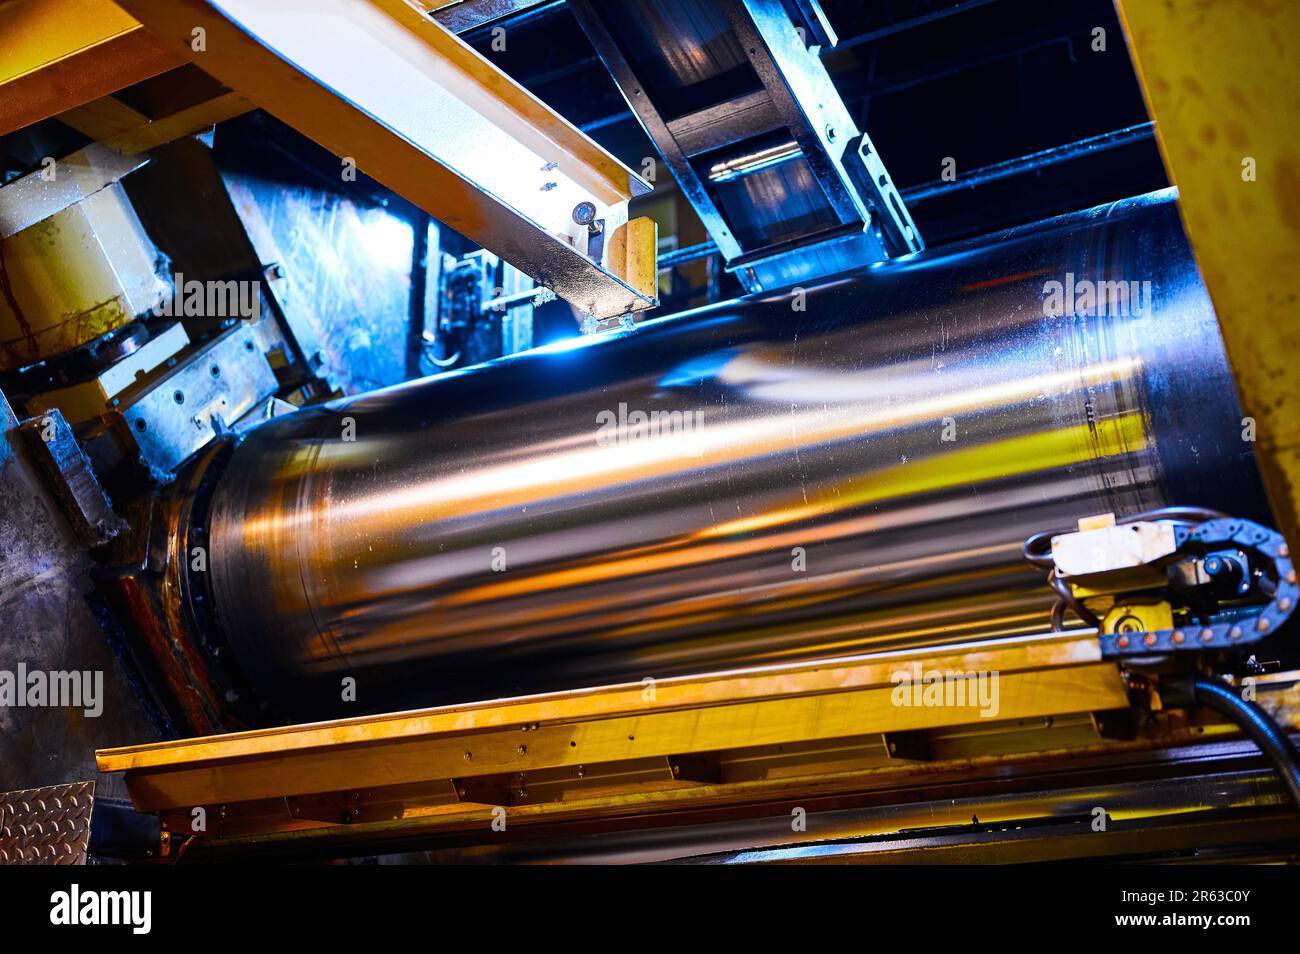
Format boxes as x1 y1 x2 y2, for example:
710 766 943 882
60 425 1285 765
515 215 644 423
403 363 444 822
1021 531 1057 569
1125 506 1229 525
1048 568 1102 629
1050 598 1067 632
1191 675 1300 811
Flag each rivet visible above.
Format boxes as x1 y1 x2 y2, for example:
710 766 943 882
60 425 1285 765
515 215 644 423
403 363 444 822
1117 635 1130 649
1256 617 1271 632
1280 597 1293 611
1172 630 1184 644
1230 626 1243 640
1143 633 1157 646
1200 628 1214 642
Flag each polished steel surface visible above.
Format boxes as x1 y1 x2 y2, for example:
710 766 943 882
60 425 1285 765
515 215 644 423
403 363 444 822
204 189 1265 717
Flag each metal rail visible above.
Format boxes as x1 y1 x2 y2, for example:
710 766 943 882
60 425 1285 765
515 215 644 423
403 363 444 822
97 632 1126 844
96 632 1300 861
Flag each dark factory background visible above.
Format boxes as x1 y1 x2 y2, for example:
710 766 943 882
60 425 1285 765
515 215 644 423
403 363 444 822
3 0 1168 388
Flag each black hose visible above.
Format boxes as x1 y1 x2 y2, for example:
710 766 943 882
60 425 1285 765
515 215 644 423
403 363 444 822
1048 568 1102 629
1191 675 1300 811
1126 506 1229 525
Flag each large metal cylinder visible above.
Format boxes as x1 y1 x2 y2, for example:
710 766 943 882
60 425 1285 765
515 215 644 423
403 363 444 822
201 189 1265 717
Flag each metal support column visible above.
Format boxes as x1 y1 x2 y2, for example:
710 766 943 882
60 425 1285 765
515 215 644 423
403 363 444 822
1118 0 1300 548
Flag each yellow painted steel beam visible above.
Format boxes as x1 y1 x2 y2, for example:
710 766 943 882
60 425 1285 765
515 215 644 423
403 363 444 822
98 633 1128 813
1117 0 1300 546
114 0 658 321
0 0 181 136
57 65 251 154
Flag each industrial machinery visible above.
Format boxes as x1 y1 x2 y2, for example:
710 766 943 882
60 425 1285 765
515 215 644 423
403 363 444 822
2 0 1299 870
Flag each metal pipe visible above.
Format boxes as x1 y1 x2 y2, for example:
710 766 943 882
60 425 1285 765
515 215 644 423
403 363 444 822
899 122 1156 203
199 189 1266 717
654 123 1159 271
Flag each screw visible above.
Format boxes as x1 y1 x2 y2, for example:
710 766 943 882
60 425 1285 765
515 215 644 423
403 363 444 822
572 201 597 227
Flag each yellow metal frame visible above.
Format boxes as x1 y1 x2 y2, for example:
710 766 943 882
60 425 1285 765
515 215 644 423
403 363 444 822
57 65 251 155
97 628 1300 856
0 0 180 136
99 634 1132 840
